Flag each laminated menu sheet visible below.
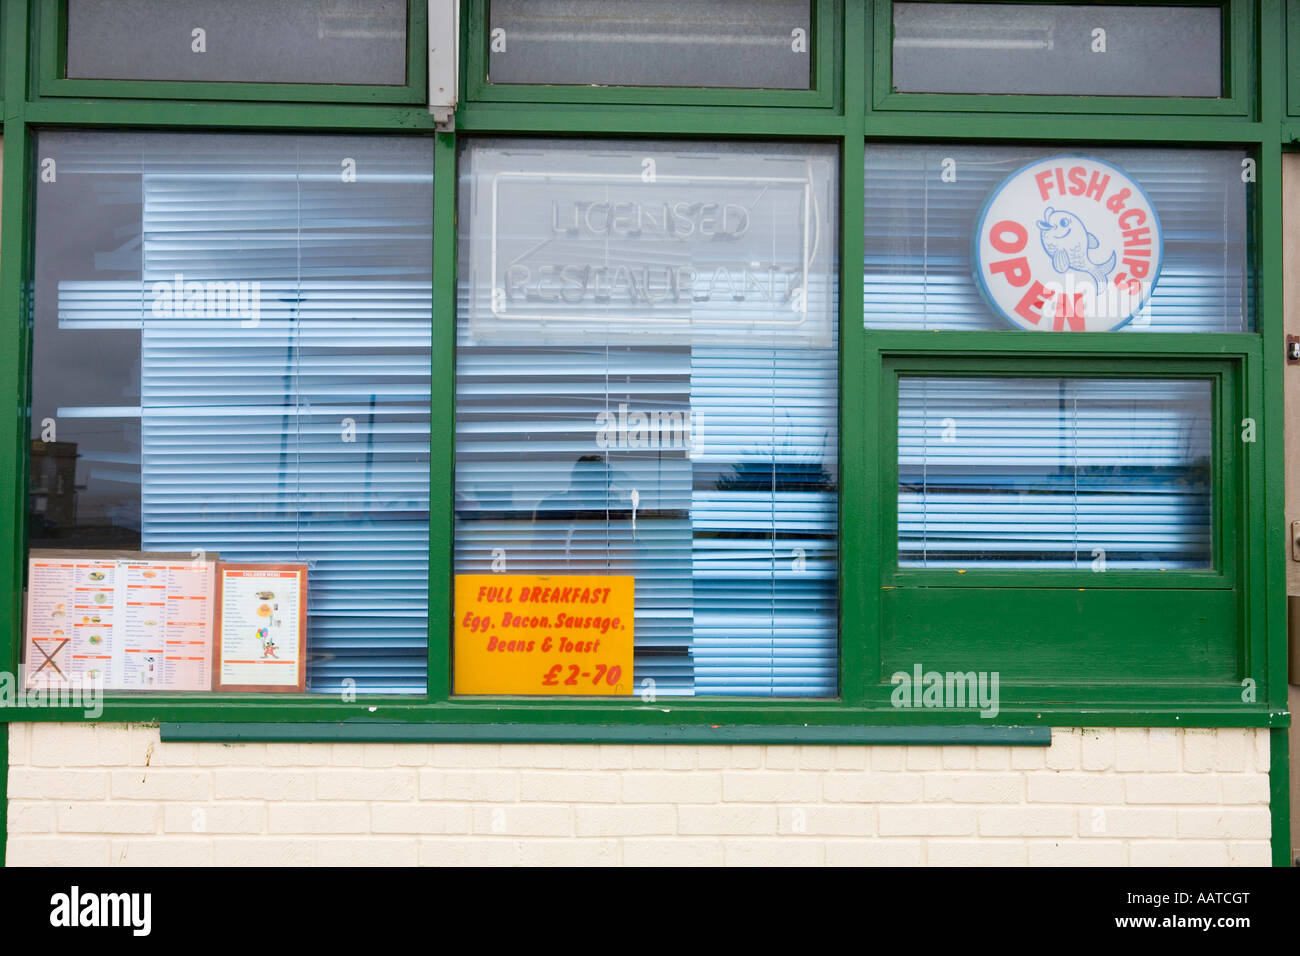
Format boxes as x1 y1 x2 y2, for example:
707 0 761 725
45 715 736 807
24 551 218 691
213 563 308 693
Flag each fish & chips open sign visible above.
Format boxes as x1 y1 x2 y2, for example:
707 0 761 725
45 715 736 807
974 156 1163 332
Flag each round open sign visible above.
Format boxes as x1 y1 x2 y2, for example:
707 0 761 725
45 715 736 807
973 156 1163 332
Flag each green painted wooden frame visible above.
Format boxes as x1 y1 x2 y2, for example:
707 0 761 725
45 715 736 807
464 0 839 111
871 0 1254 118
875 354 1254 697
34 0 429 104
0 0 1288 737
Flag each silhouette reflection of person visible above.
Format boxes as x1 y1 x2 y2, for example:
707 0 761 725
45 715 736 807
531 455 636 571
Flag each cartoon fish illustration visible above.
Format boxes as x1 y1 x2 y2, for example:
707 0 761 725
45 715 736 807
1036 207 1117 293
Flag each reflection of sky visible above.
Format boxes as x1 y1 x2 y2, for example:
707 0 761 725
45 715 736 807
31 171 143 532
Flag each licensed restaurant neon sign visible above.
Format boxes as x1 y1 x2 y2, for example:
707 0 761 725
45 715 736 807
974 156 1163 332
462 141 838 347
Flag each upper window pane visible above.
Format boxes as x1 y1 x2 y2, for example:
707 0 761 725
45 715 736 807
66 0 408 85
30 131 433 694
892 3 1222 97
488 0 812 89
865 144 1252 332
455 139 838 698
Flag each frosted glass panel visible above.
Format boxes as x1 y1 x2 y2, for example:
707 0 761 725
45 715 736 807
893 3 1221 97
489 0 811 89
67 0 408 85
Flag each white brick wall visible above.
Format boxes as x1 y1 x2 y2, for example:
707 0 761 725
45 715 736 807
5 724 1272 866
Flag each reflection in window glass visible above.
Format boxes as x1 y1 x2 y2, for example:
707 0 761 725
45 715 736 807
892 3 1221 97
30 131 433 694
455 139 839 697
488 0 811 89
898 377 1212 569
66 0 408 85
864 144 1252 332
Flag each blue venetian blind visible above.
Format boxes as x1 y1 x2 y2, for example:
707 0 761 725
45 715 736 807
453 336 839 696
898 377 1212 569
866 145 1232 573
50 134 434 694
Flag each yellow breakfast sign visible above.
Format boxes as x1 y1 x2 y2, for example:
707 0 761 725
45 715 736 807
454 574 634 695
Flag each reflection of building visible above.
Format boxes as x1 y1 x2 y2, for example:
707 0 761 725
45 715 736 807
27 440 78 534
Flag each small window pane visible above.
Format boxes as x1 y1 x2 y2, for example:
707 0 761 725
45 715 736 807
898 377 1212 569
892 3 1221 97
30 131 433 694
455 139 838 697
488 0 812 89
865 144 1252 332
66 0 408 85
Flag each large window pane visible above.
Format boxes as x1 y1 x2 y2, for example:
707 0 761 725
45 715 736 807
455 139 838 697
893 3 1221 97
865 145 1252 332
898 377 1212 569
30 131 433 694
488 0 811 90
66 0 408 85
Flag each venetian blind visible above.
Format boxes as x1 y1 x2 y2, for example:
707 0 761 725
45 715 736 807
454 139 839 697
49 133 434 694
898 377 1212 569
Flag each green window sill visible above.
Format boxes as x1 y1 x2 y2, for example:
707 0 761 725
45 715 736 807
157 721 1052 746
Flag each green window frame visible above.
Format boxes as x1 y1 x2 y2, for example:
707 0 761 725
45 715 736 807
0 0 1289 740
876 354 1254 707
871 0 1253 119
35 0 429 104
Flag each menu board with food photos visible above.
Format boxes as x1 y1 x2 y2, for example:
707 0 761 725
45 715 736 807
24 551 218 691
213 563 308 693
